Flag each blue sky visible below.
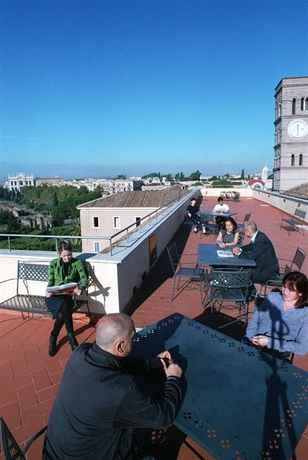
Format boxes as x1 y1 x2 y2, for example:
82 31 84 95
1 0 308 182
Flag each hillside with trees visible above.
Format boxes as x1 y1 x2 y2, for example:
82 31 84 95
0 184 103 251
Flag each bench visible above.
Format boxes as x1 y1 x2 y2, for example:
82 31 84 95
280 208 306 235
0 260 94 324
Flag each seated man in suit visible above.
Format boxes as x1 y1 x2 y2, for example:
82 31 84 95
233 221 279 295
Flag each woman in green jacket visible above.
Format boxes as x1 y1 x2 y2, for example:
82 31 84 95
45 240 88 357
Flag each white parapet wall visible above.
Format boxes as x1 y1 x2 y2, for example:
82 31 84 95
0 191 194 316
252 189 308 225
200 187 253 197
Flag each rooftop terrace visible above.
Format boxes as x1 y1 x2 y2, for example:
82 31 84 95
1 195 308 459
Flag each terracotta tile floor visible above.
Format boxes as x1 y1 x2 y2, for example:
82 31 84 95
0 196 307 459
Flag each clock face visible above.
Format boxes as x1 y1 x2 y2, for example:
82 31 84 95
288 119 308 139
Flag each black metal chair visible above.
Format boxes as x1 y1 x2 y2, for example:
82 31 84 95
260 247 306 296
201 215 220 237
0 417 47 460
238 230 245 246
182 214 195 234
207 268 252 329
167 242 204 302
233 191 240 202
237 212 251 229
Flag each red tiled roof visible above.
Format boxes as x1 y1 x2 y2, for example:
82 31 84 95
78 185 188 208
283 182 308 200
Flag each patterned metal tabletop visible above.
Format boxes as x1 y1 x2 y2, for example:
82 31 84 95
198 243 256 267
132 313 308 460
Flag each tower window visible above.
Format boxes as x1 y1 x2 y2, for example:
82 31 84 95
291 154 295 166
292 98 296 114
299 154 303 166
301 97 308 110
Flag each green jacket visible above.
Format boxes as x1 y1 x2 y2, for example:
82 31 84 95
47 257 88 292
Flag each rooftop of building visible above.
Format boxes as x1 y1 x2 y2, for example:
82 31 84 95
283 182 308 200
77 184 188 208
1 194 308 459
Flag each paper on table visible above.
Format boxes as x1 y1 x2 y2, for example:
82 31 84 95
46 282 78 295
217 250 234 258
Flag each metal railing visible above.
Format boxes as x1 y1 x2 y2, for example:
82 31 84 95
0 190 194 255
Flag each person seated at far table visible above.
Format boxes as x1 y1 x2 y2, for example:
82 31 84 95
232 222 279 299
242 271 308 361
186 197 205 234
216 217 239 248
212 197 230 227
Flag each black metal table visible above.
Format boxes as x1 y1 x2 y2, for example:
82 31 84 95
198 243 256 268
132 313 308 460
200 211 237 218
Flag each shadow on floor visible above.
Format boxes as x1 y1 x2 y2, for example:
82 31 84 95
127 224 191 315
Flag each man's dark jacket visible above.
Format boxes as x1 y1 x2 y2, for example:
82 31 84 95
44 343 182 460
239 231 279 283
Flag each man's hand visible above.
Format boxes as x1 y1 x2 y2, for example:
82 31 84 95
233 247 241 255
45 291 53 298
156 350 172 368
166 363 182 379
155 351 182 379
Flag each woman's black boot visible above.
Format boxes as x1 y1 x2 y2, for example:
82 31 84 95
67 332 78 351
49 333 58 357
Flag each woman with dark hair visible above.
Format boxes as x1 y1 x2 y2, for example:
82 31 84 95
244 271 308 357
45 240 88 357
216 217 239 248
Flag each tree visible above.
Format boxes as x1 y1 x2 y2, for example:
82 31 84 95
142 172 159 179
69 218 82 246
163 173 173 181
211 179 233 188
52 192 59 207
175 172 185 181
188 170 201 181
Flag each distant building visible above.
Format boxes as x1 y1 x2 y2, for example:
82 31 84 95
77 185 187 253
273 76 308 192
35 177 65 187
8 172 35 192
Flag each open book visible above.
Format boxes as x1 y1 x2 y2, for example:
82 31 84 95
217 250 234 258
46 282 78 295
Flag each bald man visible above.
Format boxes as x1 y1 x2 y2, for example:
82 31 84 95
43 314 183 460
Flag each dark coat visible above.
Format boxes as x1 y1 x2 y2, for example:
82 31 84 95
44 343 182 460
239 231 279 284
186 203 200 218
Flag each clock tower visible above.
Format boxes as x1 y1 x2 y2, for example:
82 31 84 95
273 76 308 192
